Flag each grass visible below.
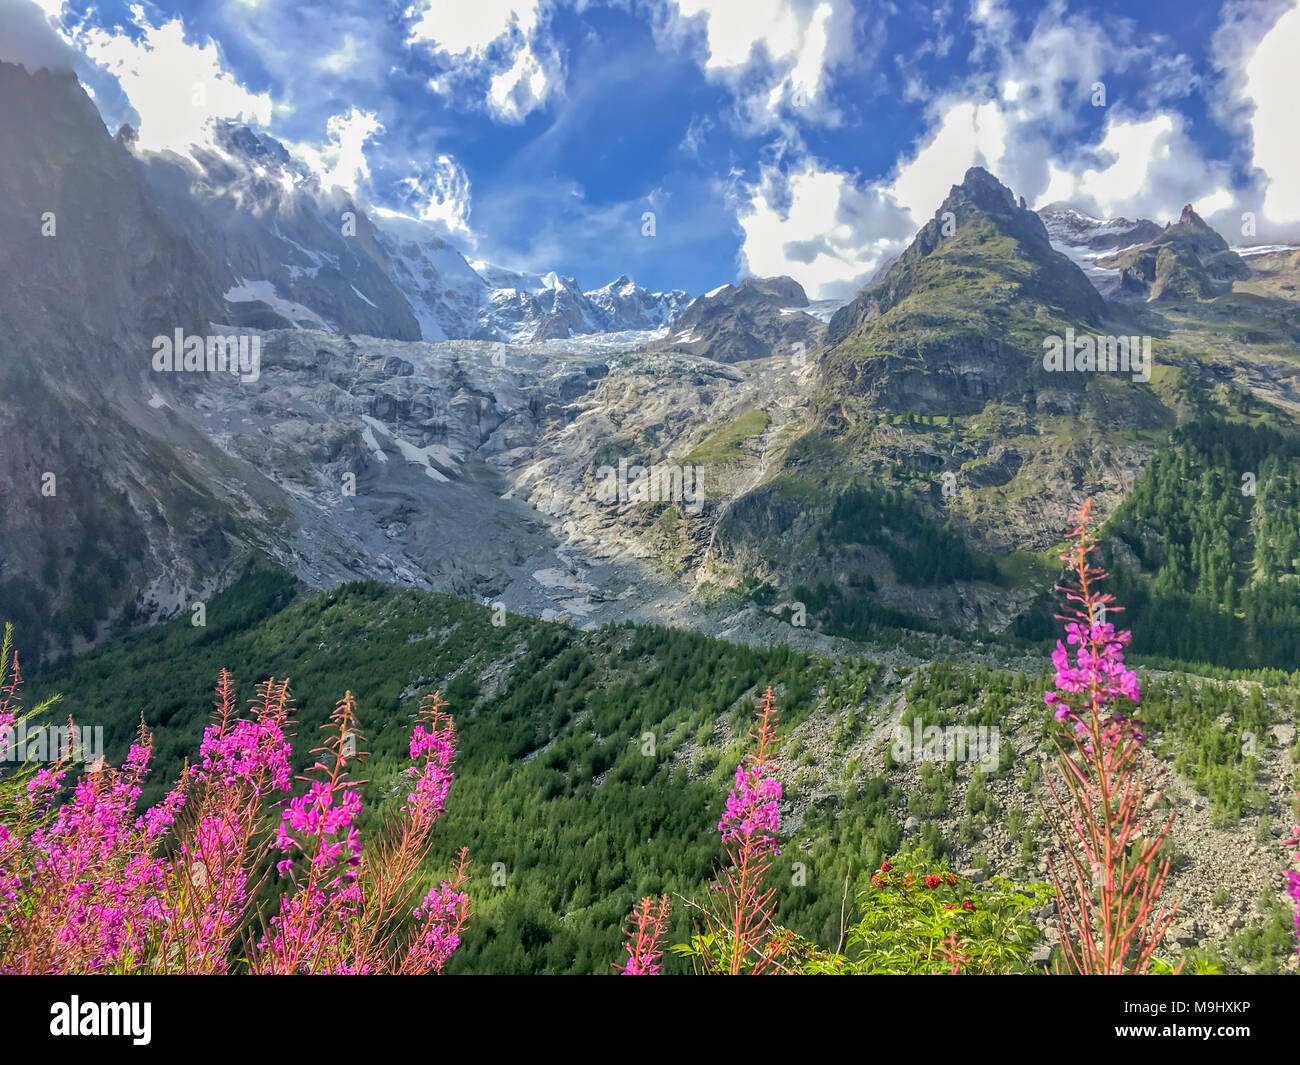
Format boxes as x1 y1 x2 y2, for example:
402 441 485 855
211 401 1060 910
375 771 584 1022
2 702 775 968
680 407 770 464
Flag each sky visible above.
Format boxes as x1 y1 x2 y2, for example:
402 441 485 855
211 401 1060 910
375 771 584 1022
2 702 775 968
4 0 1300 298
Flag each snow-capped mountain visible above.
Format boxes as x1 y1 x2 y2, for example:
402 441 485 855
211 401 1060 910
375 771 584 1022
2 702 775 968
585 274 691 331
1037 202 1163 297
369 208 492 341
376 227 690 344
135 120 692 345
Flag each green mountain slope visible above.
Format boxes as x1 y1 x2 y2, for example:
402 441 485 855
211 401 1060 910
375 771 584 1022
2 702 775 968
20 562 1299 973
705 169 1300 657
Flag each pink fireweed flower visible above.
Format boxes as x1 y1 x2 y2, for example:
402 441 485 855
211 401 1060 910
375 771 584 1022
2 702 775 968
275 782 364 878
719 762 782 854
706 687 784 975
1039 499 1178 975
410 882 469 971
12 735 176 973
618 894 671 975
1287 869 1300 950
1043 528 1144 749
1047 626 1140 714
405 714 456 821
2 663 472 975
1288 819 1299 957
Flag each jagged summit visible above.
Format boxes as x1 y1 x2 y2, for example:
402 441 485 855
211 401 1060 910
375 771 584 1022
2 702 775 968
828 166 1105 350
1098 201 1248 300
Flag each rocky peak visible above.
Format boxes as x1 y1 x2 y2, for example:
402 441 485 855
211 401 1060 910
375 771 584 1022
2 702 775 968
1099 203 1245 300
828 167 1103 345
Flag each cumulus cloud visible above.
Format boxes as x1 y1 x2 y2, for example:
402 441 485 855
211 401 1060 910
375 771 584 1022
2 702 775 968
69 6 271 154
287 108 384 196
396 157 474 239
1038 112 1236 223
1234 1 1300 225
487 41 552 122
406 0 558 123
890 100 1009 222
407 0 541 55
660 0 857 128
736 159 915 299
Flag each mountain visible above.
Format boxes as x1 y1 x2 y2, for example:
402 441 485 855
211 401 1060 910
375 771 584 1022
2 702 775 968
1098 204 1251 300
586 274 691 331
1038 202 1163 297
1038 202 1163 252
369 209 494 340
0 61 298 656
4 58 1300 676
661 276 825 363
134 121 424 339
130 117 691 345
368 214 689 343
0 60 685 659
701 167 1300 652
823 166 1106 409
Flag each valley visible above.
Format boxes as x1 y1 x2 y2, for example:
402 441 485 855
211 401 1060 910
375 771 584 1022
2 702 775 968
2 44 1299 977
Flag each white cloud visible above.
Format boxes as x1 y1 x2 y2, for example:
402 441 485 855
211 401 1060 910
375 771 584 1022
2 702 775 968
1032 111 1231 225
889 100 1009 222
1240 2 1300 223
397 157 473 239
664 0 856 127
315 33 363 75
73 7 271 154
487 41 552 122
406 0 540 55
737 160 915 299
407 0 555 122
289 108 384 196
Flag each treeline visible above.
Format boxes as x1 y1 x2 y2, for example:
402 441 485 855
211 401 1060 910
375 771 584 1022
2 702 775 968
1104 417 1300 669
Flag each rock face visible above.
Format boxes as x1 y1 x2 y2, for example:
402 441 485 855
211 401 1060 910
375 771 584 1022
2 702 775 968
100 107 694 347
822 167 1106 416
1038 202 1163 297
662 276 825 363
702 168 1179 629
1038 202 1162 253
4 62 1300 664
0 62 298 657
829 167 1106 351
1098 205 1250 301
137 123 425 340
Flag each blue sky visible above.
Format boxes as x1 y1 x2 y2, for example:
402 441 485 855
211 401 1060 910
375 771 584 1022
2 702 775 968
8 0 1300 297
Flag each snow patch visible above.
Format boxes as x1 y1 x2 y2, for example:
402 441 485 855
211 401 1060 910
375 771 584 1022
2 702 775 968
224 278 330 329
